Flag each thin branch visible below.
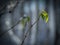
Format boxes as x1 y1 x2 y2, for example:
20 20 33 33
20 17 40 45
0 0 25 17
0 0 25 37
9 0 20 13
0 18 22 37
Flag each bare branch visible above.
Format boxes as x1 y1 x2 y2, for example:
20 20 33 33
0 18 23 37
0 0 25 37
0 0 25 17
20 16 40 45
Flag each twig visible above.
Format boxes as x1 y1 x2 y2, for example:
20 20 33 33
20 17 40 45
0 18 23 37
0 0 25 16
0 0 25 37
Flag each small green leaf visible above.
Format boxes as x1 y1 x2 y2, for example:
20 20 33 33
45 14 48 23
41 13 45 20
26 16 30 22
21 16 30 26
21 19 25 25
40 10 49 23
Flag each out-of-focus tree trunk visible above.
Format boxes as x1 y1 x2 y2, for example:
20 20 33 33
54 0 60 45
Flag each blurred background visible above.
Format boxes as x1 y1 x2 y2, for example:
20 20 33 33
0 0 60 45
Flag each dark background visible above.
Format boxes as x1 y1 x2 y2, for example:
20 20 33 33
0 0 60 45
